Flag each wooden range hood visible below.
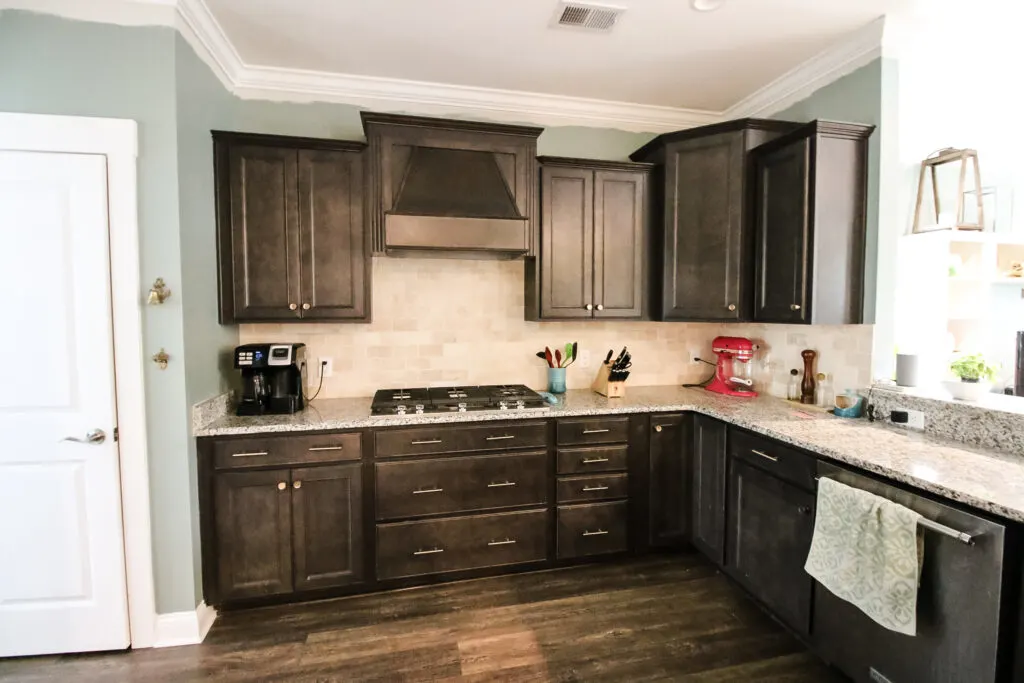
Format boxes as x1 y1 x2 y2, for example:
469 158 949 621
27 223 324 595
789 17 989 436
361 113 543 258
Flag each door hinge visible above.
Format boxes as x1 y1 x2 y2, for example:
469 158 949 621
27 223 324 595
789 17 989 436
113 427 119 443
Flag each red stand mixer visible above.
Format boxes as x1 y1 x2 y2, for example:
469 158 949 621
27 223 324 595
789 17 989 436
705 336 759 398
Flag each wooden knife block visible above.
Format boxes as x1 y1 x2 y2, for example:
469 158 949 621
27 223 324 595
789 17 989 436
592 364 626 398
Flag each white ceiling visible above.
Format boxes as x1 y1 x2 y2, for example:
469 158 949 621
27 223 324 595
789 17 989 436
203 0 913 111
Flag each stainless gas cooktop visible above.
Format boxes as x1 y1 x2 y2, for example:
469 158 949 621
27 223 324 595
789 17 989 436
370 384 549 416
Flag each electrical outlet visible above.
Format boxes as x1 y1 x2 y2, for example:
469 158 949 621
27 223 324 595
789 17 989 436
690 350 702 364
905 409 924 430
578 349 592 368
318 357 333 379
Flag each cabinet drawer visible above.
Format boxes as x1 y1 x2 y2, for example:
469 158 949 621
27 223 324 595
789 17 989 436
557 417 630 446
728 429 815 491
556 474 628 503
212 432 361 470
374 421 547 458
556 445 628 474
376 509 548 580
376 451 548 520
557 501 628 559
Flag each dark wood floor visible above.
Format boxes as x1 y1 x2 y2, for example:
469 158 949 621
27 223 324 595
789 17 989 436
0 554 845 682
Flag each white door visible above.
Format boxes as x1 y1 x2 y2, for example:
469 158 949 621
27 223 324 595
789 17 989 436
0 150 130 656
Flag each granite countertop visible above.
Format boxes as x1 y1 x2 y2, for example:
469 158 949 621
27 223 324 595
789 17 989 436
196 386 1024 523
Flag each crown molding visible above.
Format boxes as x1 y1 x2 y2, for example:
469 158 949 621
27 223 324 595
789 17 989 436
723 16 886 119
6 0 886 133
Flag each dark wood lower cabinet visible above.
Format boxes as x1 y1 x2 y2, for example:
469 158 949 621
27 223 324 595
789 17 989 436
691 416 727 565
725 457 815 636
292 464 364 591
648 413 692 548
214 469 293 601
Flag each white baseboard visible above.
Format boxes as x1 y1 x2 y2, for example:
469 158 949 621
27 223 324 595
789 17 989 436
153 601 217 648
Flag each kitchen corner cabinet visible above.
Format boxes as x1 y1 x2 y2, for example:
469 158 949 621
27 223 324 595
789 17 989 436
691 416 728 565
213 132 371 324
630 119 797 322
647 413 692 548
526 157 653 321
752 120 875 324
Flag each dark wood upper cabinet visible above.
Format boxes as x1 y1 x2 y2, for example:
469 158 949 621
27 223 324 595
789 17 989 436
631 119 797 322
527 158 652 321
214 469 293 601
648 413 692 549
725 457 815 636
291 464 364 592
691 416 727 566
752 120 875 324
214 132 370 324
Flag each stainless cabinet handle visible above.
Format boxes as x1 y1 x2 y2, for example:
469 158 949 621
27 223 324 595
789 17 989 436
585 304 593 311
728 304 737 311
413 487 443 494
751 449 778 462
308 445 343 452
582 457 610 464
485 435 515 442
582 529 609 537
487 481 516 488
277 482 287 491
413 547 444 556
582 428 610 434
293 481 302 489
231 451 268 458
596 304 604 311
487 538 517 547
302 303 311 310
289 303 298 311
583 485 609 492
411 439 442 445
62 428 107 445
791 304 801 311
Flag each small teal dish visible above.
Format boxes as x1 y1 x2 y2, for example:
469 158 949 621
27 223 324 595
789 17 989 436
833 392 864 418
547 367 567 394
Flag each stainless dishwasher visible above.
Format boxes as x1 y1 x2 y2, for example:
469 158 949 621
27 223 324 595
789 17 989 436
812 461 1009 683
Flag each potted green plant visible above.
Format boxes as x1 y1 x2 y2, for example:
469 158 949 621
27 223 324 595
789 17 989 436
944 353 999 401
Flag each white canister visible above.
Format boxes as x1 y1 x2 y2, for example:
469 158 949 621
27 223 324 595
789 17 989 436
896 353 921 387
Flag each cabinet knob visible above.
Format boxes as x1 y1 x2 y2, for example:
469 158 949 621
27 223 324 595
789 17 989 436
277 482 286 491
293 480 302 489
790 304 801 311
654 425 662 433
596 304 604 311
727 304 736 311
288 303 298 311
585 304 593 311
302 303 311 310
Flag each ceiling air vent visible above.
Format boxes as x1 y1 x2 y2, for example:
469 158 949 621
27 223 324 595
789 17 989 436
552 1 625 32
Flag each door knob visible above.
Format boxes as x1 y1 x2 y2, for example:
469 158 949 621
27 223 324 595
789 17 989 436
585 304 593 311
62 429 106 445
790 304 801 311
289 303 298 311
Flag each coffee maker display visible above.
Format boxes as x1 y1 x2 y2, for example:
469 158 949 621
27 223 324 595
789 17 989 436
705 336 759 398
235 343 307 416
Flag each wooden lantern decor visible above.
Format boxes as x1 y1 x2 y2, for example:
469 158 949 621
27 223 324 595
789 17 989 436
912 147 985 233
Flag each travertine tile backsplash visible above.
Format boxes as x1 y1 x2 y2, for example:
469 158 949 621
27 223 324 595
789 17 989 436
240 258 873 399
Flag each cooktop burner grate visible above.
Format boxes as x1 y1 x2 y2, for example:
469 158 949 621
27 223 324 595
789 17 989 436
371 384 548 416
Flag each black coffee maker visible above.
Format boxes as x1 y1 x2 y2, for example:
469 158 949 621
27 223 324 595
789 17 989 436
235 343 307 416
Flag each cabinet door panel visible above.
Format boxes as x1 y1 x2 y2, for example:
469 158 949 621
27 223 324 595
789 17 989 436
227 145 301 321
297 149 369 320
663 133 744 320
214 469 293 601
292 464 364 591
726 458 814 635
648 413 692 548
540 166 593 318
691 416 727 565
593 170 645 318
754 138 811 323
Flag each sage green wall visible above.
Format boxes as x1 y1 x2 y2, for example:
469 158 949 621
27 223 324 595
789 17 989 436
774 58 884 324
0 9 658 613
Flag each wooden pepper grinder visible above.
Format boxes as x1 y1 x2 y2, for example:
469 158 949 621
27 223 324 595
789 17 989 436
800 349 817 405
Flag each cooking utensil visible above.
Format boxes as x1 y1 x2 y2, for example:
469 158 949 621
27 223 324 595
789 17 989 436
544 347 554 368
535 351 550 367
555 348 562 368
612 347 627 369
564 343 573 366
572 342 578 364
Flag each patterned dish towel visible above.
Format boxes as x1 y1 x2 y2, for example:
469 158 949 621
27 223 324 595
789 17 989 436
804 477 923 636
